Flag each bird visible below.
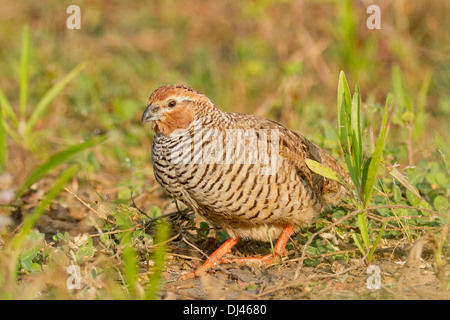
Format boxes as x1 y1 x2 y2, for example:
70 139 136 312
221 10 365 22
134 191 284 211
141 84 351 280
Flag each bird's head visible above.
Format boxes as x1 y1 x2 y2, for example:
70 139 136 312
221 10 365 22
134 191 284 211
142 85 212 136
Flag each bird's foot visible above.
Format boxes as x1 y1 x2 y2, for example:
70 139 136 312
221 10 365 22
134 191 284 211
178 225 294 280
178 259 217 280
178 237 240 281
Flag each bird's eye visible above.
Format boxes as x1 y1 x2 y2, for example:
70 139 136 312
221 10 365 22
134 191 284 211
168 100 177 107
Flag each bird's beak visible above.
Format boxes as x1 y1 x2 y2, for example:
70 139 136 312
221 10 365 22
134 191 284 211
141 104 163 123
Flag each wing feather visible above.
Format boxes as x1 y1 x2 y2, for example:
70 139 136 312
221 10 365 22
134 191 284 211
225 112 351 205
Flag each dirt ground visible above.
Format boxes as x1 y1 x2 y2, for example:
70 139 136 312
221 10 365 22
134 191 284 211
160 236 449 300
29 199 449 300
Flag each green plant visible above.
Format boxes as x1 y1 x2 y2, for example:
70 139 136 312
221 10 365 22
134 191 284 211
307 71 391 262
0 25 86 153
0 90 6 171
307 71 449 269
391 64 432 165
144 221 169 300
337 71 390 261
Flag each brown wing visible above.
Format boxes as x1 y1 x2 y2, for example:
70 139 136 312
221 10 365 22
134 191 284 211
227 112 351 205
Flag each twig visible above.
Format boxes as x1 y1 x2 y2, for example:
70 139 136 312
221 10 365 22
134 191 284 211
168 253 203 261
130 189 151 218
147 231 182 249
64 187 100 215
143 211 180 228
89 227 134 238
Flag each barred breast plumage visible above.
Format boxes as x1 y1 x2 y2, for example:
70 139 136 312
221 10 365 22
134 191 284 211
142 84 351 280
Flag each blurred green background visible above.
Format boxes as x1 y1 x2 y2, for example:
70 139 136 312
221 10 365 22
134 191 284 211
0 0 449 199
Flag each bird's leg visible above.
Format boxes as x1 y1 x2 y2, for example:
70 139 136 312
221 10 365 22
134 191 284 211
178 237 241 280
178 225 294 280
220 225 295 266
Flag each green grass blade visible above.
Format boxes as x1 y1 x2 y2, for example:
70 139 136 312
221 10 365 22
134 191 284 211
114 205 141 298
392 64 411 112
351 232 366 255
16 135 106 198
2 119 22 145
9 164 79 283
416 69 431 118
0 100 6 172
0 88 19 127
367 221 386 262
120 229 138 297
350 84 362 184
357 212 370 252
266 225 280 269
337 71 358 186
19 25 30 119
434 132 449 171
145 221 169 300
362 94 392 208
337 72 351 156
24 62 87 138
413 69 431 140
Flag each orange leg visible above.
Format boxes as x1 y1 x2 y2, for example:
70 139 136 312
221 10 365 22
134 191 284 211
220 225 295 265
178 225 295 280
178 237 241 280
